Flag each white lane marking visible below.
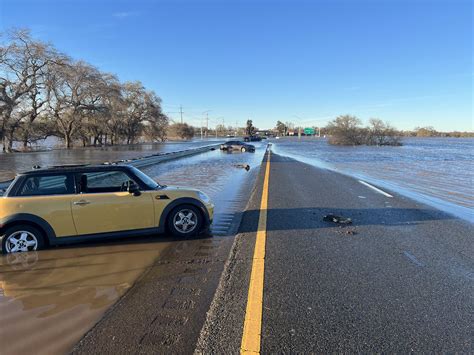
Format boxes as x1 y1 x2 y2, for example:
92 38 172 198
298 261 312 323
358 180 393 198
358 196 366 199
403 251 424 267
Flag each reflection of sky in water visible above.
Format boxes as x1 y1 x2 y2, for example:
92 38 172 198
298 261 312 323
272 137 474 217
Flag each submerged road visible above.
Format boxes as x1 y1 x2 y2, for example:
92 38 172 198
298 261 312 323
2 145 472 354
198 149 473 353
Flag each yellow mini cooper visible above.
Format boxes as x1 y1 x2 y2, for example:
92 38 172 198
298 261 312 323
0 165 214 254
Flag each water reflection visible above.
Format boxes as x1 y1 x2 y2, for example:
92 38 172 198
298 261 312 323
0 240 172 355
0 139 224 181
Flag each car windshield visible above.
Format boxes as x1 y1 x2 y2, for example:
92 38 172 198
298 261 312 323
131 167 160 189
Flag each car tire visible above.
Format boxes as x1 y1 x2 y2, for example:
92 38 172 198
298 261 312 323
1 225 45 254
241 147 247 152
167 204 203 237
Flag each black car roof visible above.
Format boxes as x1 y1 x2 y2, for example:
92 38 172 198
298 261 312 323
18 164 134 176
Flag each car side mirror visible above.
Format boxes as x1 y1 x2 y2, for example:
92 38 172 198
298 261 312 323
127 181 141 196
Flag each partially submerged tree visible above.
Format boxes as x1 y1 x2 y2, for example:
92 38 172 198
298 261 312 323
414 126 438 137
0 29 58 151
167 122 194 140
326 115 401 146
0 28 170 151
366 118 401 146
326 115 364 145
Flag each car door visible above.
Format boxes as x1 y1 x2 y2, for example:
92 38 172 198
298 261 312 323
231 141 241 150
71 170 155 236
14 173 77 237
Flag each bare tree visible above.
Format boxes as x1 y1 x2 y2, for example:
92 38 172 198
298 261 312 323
47 60 108 148
121 82 167 144
0 29 58 151
167 122 194 140
326 115 364 145
1 28 169 151
366 118 401 146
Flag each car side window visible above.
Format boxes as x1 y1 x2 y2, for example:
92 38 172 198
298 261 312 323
78 171 138 194
18 174 75 196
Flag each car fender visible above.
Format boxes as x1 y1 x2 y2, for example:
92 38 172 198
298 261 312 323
0 213 56 242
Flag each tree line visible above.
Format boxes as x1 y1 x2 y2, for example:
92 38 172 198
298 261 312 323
0 29 169 152
274 116 473 145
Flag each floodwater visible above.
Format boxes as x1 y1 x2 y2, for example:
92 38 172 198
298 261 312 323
0 242 172 355
0 139 224 181
272 137 474 221
0 142 266 355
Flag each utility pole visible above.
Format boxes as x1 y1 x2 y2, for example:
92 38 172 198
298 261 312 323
179 105 184 124
200 117 203 140
206 113 209 137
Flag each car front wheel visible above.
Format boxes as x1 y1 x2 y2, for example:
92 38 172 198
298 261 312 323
167 204 203 237
241 147 247 152
1 225 45 254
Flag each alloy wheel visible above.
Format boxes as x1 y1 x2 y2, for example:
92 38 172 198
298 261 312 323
5 231 39 253
173 209 198 233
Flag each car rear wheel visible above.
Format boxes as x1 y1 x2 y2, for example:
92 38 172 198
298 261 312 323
2 225 45 254
167 204 203 237
241 147 247 152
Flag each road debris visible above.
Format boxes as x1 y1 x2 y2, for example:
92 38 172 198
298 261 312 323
323 214 352 224
234 164 250 171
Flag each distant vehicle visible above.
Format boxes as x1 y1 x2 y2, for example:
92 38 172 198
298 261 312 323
0 165 214 253
260 136 268 140
244 136 262 142
226 134 235 138
220 141 255 152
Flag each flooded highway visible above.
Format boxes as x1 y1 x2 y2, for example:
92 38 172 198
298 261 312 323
0 142 266 355
0 139 224 181
273 137 474 221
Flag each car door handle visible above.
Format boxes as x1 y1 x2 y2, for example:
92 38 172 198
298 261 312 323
74 200 91 206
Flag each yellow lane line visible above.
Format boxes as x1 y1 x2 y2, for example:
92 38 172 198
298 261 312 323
241 149 271 354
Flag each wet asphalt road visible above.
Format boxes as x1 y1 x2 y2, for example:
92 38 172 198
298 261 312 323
198 151 474 353
3 145 473 354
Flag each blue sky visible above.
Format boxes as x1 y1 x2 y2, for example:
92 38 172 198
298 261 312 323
1 0 472 131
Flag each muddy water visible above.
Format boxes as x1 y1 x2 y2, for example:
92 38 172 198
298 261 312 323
0 241 172 355
0 142 266 355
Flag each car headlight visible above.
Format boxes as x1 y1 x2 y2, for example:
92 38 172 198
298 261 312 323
197 191 211 203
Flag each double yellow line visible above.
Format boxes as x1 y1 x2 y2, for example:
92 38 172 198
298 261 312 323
241 150 271 354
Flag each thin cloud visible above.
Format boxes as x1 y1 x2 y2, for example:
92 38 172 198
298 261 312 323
112 11 139 19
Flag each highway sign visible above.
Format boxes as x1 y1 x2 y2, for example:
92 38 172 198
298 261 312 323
304 128 315 135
